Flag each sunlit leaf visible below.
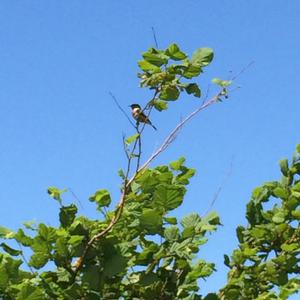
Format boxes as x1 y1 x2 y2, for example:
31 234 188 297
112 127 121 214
159 85 180 101
47 186 67 205
191 48 214 66
212 78 232 87
0 243 22 256
125 133 140 145
89 189 112 208
153 99 168 111
169 157 186 170
138 60 161 72
165 43 187 60
0 226 14 239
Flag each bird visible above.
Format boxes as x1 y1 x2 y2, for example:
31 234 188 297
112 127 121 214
130 104 157 130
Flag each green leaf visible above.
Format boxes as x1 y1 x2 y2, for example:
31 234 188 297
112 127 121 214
187 260 215 281
38 224 57 242
159 85 180 101
55 236 69 257
140 272 159 286
57 267 72 283
165 43 187 60
89 189 112 208
82 265 101 290
59 204 77 228
0 265 9 289
118 168 126 180
212 78 232 87
242 247 257 257
272 211 285 224
291 209 300 219
103 252 127 278
182 64 202 79
281 243 299 252
14 229 33 246
236 226 244 243
169 157 186 170
69 235 84 246
176 169 196 185
191 48 214 66
0 226 14 239
153 184 185 211
181 213 201 228
47 186 67 205
138 60 161 72
0 243 22 256
204 293 220 300
16 283 44 300
201 211 221 226
292 181 300 192
164 226 180 241
279 159 289 176
224 254 230 267
153 99 168 111
182 226 195 239
140 208 163 234
279 278 300 299
23 220 37 231
185 83 201 97
273 186 289 199
163 216 178 224
142 50 168 66
135 243 159 265
29 252 49 269
125 133 140 145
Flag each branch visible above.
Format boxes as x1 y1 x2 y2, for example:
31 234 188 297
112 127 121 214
138 92 222 172
202 155 234 216
230 61 255 81
109 91 136 128
151 26 159 48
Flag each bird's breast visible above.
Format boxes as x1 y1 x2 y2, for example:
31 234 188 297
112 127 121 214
132 108 141 119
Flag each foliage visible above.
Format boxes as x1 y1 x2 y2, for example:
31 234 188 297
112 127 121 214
138 43 214 107
0 160 220 299
220 145 300 300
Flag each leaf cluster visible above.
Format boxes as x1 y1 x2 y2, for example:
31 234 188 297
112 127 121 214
138 44 214 111
221 145 300 299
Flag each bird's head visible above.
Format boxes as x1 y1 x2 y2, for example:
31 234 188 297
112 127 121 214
130 104 141 109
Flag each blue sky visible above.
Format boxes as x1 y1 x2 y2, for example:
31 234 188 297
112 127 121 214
0 0 299 296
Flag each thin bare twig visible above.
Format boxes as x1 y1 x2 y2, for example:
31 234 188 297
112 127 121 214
202 84 211 105
109 91 136 128
230 61 254 81
136 127 142 172
202 156 234 216
17 242 35 274
68 187 84 210
135 104 155 172
151 26 159 48
122 133 130 160
138 92 222 172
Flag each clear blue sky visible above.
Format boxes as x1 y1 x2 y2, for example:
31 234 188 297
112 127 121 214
0 0 299 297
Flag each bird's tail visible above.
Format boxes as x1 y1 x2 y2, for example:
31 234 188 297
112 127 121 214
150 123 157 130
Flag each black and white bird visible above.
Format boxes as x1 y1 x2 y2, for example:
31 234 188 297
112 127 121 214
130 104 157 130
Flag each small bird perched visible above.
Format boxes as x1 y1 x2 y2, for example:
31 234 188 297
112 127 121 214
130 104 157 130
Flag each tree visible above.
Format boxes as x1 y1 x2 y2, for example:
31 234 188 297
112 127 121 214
0 44 299 300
